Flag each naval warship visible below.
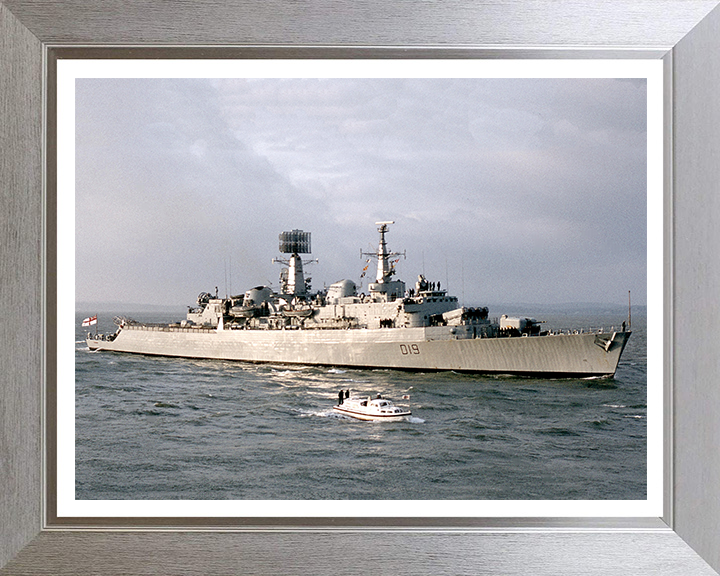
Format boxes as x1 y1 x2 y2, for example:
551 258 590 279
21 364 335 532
87 222 631 377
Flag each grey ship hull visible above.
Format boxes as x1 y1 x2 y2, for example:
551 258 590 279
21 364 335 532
87 325 631 377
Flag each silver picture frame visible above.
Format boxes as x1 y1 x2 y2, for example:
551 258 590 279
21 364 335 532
2 1 720 574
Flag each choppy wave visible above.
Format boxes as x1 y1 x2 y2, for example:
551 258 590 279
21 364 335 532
74 309 648 501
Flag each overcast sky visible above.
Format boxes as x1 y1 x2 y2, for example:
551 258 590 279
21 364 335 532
75 77 647 308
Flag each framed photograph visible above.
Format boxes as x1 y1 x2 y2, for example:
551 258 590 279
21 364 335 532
56 58 663 522
2 2 720 575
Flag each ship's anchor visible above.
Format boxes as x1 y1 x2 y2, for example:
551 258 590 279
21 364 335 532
594 332 620 352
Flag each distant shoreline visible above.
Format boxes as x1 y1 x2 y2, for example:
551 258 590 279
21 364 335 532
76 301 647 316
76 302 186 314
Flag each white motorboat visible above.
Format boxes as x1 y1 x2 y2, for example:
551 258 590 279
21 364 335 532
333 395 411 421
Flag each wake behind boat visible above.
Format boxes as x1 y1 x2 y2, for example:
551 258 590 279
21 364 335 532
86 221 632 377
333 394 411 421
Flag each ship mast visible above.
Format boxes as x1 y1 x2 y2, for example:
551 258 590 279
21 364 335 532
363 221 405 283
376 221 393 282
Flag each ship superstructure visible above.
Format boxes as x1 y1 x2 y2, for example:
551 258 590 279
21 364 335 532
87 222 631 377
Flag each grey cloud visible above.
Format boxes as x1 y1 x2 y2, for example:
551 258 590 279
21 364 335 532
75 77 647 308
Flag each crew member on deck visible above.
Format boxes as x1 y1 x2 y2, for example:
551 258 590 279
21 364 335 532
338 390 344 405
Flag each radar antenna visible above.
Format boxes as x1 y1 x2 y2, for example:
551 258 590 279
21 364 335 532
272 229 317 296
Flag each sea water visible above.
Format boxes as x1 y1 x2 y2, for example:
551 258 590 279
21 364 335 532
74 308 647 500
